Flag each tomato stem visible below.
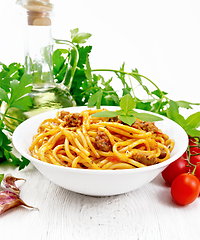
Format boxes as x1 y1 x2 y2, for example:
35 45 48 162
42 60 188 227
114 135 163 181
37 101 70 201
186 145 197 175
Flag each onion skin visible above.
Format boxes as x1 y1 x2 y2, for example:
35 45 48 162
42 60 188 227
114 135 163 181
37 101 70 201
0 191 36 215
0 174 38 215
1 174 25 194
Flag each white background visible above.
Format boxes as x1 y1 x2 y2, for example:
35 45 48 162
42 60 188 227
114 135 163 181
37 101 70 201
0 0 200 109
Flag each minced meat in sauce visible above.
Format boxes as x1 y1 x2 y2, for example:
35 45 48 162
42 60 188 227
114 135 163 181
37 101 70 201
109 117 159 134
95 130 112 152
132 152 157 166
59 111 83 127
131 119 159 133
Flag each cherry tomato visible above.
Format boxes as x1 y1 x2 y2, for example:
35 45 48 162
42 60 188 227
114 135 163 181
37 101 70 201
186 147 200 165
182 147 200 164
190 146 200 154
182 151 188 159
161 157 189 185
189 137 199 146
194 164 200 180
171 173 200 205
190 155 200 165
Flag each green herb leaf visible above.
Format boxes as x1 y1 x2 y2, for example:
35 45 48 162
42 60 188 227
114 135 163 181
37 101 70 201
18 156 30 171
127 109 137 116
85 56 92 82
119 115 136 126
91 94 163 126
9 75 32 109
152 89 168 98
6 151 30 170
185 112 200 129
87 90 103 109
176 100 200 109
136 100 152 111
0 77 11 93
77 45 92 69
91 110 119 118
167 100 186 128
0 129 28 170
134 112 163 122
71 28 92 44
10 95 33 111
70 28 79 39
0 88 9 103
53 49 66 78
186 128 200 137
0 130 10 147
120 94 136 114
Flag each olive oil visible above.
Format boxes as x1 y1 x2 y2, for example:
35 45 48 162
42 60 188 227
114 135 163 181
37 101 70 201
2 85 75 132
25 86 75 118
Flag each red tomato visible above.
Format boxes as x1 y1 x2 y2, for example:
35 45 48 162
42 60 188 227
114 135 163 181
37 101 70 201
182 151 188 159
171 173 200 205
190 155 200 165
189 137 198 146
190 146 200 154
161 157 189 185
187 147 200 165
182 147 200 165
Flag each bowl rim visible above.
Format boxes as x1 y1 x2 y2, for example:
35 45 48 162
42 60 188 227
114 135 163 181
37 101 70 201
13 106 188 174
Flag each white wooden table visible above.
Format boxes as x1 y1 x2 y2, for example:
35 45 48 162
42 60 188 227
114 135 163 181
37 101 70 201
1 161 200 240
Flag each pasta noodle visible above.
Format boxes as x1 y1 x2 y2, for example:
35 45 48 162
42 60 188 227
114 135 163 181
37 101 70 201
29 108 175 170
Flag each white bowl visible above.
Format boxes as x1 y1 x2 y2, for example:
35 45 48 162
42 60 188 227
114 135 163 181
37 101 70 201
13 106 188 196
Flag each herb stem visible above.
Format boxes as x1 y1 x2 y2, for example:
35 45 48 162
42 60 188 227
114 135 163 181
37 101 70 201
186 145 197 175
91 68 163 97
128 74 136 98
0 112 24 123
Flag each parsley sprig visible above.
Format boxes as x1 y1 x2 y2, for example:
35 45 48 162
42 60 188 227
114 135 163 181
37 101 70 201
0 63 32 169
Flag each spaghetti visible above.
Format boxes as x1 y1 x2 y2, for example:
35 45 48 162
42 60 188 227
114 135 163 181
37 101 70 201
29 108 175 170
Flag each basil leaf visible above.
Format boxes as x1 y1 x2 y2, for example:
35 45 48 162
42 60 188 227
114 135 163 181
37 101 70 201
127 109 137 116
115 110 125 115
167 100 186 128
185 128 200 137
120 94 136 113
91 111 119 118
134 112 163 122
119 115 136 126
185 112 200 128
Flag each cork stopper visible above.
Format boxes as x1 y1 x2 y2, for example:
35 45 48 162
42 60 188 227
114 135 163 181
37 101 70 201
17 0 53 26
